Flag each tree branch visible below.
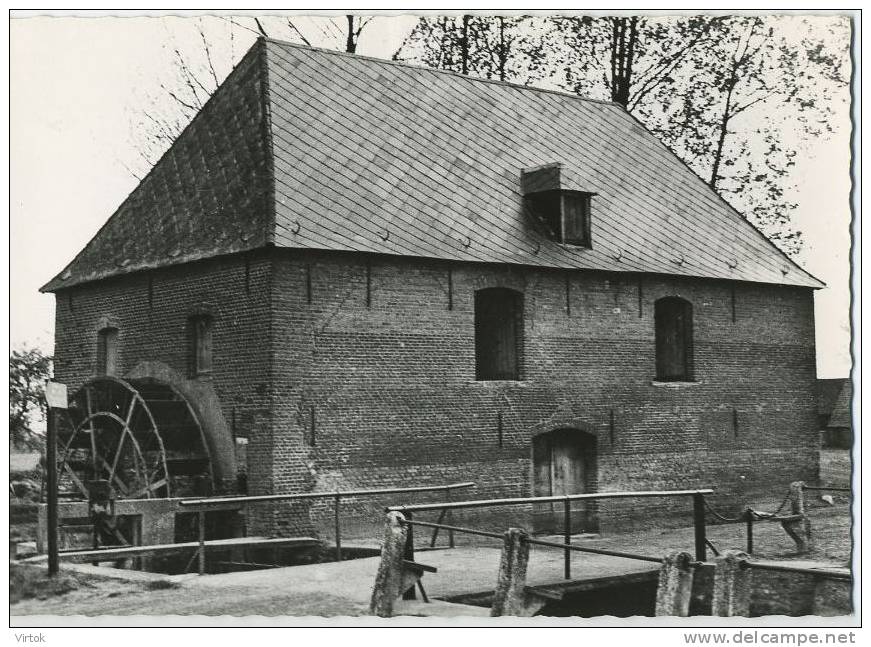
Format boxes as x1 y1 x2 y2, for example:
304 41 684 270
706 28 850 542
285 18 312 46
254 17 269 38
197 20 220 88
159 82 198 112
731 88 779 116
224 17 262 38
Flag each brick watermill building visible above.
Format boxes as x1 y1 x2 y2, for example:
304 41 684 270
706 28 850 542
40 38 822 558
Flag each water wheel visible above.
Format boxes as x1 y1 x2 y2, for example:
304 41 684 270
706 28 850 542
57 376 214 500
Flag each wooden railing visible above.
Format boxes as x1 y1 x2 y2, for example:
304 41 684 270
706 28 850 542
179 481 475 573
388 488 714 582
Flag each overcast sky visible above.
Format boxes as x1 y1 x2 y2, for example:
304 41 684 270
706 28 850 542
9 13 853 378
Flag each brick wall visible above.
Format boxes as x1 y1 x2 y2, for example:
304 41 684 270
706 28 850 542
270 249 819 539
53 247 819 542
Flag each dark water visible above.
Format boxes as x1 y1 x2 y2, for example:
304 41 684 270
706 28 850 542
536 581 658 617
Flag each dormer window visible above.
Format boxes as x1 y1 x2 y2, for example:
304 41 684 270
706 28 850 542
521 163 593 248
526 190 592 247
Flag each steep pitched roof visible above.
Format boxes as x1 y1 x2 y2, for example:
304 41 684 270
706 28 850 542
41 43 274 292
42 38 822 292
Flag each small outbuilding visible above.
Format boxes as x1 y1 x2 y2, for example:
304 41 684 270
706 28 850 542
818 378 853 449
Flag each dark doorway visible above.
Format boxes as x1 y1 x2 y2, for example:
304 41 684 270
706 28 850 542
532 429 597 533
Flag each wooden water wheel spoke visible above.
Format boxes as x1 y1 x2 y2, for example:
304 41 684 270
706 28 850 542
125 396 138 425
96 455 131 496
124 428 153 496
129 478 168 499
85 386 99 476
109 404 144 491
62 463 90 498
108 431 128 488
142 464 168 493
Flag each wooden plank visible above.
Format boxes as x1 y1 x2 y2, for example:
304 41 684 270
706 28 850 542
215 561 278 571
544 569 659 594
525 586 564 601
48 536 320 562
403 559 438 574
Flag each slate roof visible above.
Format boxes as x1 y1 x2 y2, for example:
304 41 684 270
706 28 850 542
42 38 823 292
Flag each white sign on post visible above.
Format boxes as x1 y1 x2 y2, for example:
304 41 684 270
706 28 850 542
45 381 68 409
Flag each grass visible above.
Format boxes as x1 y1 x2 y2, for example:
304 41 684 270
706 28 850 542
9 562 82 604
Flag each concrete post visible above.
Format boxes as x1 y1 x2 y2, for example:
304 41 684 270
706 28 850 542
491 528 530 617
36 504 47 554
712 550 752 617
369 511 408 618
780 481 812 554
793 481 813 551
655 551 696 616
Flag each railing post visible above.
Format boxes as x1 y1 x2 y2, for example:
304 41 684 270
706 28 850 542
491 528 530 617
402 510 415 600
197 509 206 575
693 493 706 562
46 406 59 576
429 508 448 548
712 550 752 617
563 497 571 580
369 511 408 618
745 509 754 554
446 486 455 549
334 492 342 562
655 551 695 616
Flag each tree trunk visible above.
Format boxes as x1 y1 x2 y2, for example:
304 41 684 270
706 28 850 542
610 18 620 100
709 77 737 189
461 15 470 74
610 17 639 106
498 17 507 81
346 15 357 53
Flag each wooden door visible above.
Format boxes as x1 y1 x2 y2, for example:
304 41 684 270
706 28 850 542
533 430 596 533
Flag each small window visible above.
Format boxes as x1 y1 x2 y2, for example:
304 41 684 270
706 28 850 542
655 297 694 382
189 315 213 377
475 288 523 381
96 327 118 376
525 190 591 247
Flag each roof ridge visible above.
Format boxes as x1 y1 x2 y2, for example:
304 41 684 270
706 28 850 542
257 38 278 246
262 36 622 108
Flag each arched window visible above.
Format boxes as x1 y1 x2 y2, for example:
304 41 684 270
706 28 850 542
96 327 118 376
188 314 213 377
475 288 523 381
655 297 694 382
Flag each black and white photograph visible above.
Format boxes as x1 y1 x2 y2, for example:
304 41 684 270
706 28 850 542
7 5 859 633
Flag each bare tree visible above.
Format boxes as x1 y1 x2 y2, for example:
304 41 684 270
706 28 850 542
345 15 372 53
554 15 726 110
395 16 549 84
399 14 849 256
129 15 375 174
